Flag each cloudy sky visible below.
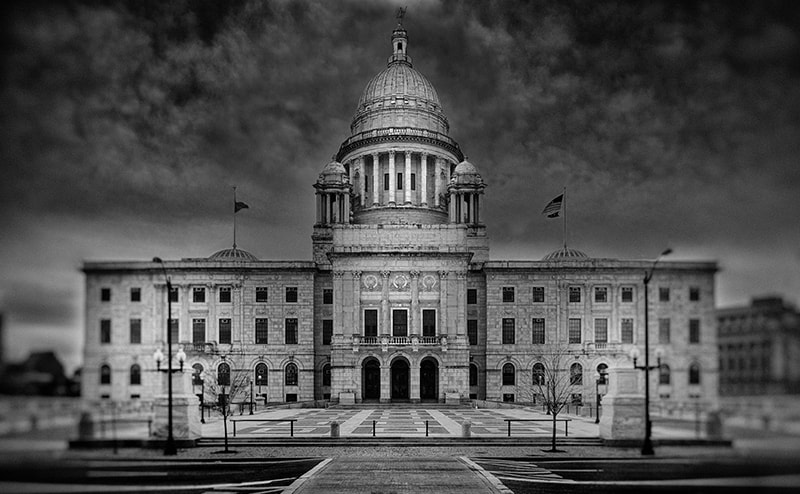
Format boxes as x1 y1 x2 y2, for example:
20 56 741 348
1 0 799 372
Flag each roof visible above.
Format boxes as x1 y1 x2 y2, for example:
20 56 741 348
207 248 259 262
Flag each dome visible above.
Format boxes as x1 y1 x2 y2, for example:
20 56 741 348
208 247 258 262
318 159 348 184
356 63 442 112
451 159 483 185
542 246 590 261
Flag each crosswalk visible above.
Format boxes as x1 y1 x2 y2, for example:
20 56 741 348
470 457 572 483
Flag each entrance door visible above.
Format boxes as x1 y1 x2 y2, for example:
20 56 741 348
363 359 380 401
391 359 410 401
420 358 438 401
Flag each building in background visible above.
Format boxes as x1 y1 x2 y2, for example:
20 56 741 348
81 22 718 413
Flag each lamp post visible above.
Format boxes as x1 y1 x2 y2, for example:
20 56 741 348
594 372 605 424
193 377 205 424
633 244 670 457
249 378 254 415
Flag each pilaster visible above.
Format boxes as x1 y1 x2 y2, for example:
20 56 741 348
404 151 412 204
420 153 428 206
372 153 380 206
388 151 396 206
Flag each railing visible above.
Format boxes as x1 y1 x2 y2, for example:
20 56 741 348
356 335 443 347
419 336 439 345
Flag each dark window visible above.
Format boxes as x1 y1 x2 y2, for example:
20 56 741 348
571 393 583 405
285 363 298 386
285 287 298 303
502 287 515 303
569 286 581 303
503 393 515 402
689 362 701 384
568 318 581 344
384 173 389 190
323 288 333 304
532 286 544 303
219 318 231 344
219 286 231 303
659 287 670 302
659 364 671 385
570 363 583 385
130 287 141 302
533 363 545 386
286 393 298 402
502 318 515 344
689 286 700 301
532 318 545 344
192 318 205 343
411 173 416 190
217 363 231 386
322 364 331 386
594 318 608 343
100 319 111 344
469 364 478 386
502 363 515 385
364 309 378 337
100 364 111 385
322 319 333 345
101 288 111 302
467 319 478 345
129 318 141 344
621 286 633 302
285 318 298 344
169 287 178 302
397 172 403 189
689 319 700 343
659 318 671 344
467 289 477 304
256 287 268 303
130 364 141 385
255 318 269 344
594 287 608 303
422 309 436 337
621 318 634 343
193 287 205 303
169 319 179 343
392 309 408 337
255 363 268 386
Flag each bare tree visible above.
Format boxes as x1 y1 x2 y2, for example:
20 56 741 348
529 341 577 452
199 350 252 453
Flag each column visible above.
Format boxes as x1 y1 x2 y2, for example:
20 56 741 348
474 194 480 224
404 151 412 204
381 271 391 335
420 153 428 206
456 272 466 335
439 271 448 337
333 272 345 335
352 272 362 335
434 157 442 207
358 156 366 206
343 191 350 223
388 151 396 206
410 271 420 335
208 285 216 342
372 153 380 206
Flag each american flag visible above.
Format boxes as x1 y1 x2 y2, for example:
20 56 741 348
541 194 563 218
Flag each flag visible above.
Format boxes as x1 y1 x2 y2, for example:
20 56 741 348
234 201 249 213
541 194 563 218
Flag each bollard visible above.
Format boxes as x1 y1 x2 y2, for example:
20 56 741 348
706 411 723 440
330 421 340 438
462 421 472 438
372 420 376 437
78 412 94 440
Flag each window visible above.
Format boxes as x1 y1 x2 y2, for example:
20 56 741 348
285 363 298 386
169 319 179 343
129 318 141 344
689 362 701 384
594 318 608 343
130 287 141 302
392 309 408 337
192 363 204 385
659 287 670 302
192 318 206 343
322 364 331 386
193 287 205 303
621 286 633 302
570 363 583 385
502 318 515 344
219 286 231 303
285 318 298 344
467 319 478 345
533 363 545 386
101 288 111 302
255 318 269 344
169 286 178 302
502 363 515 385
689 286 700 301
397 172 403 189
322 319 333 345
384 173 389 190
364 309 378 337
100 319 111 344
689 319 700 343
469 364 478 386
532 318 545 344
255 363 268 386
532 286 544 303
285 287 298 303
594 287 608 303
569 286 581 303
100 364 111 385
621 318 634 344
217 363 231 386
422 309 436 337
568 318 581 344
502 287 515 303
286 393 298 402
570 393 583 405
467 289 477 305
659 364 671 385
219 318 231 344
256 287 268 303
130 364 141 385
503 393 515 402
323 288 333 304
658 318 671 344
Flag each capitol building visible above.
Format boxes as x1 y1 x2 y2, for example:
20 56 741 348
82 22 718 412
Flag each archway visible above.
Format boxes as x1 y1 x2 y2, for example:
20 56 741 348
420 357 438 401
390 358 410 401
362 358 381 401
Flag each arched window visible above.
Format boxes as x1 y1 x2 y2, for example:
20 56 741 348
255 363 268 386
130 364 141 386
570 363 583 385
217 362 231 387
689 362 701 385
285 363 298 386
502 363 515 385
192 363 204 385
100 364 111 385
659 364 671 385
322 364 331 387
469 363 478 386
597 363 608 384
532 363 545 386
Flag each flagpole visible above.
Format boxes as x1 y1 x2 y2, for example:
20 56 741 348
233 186 237 249
562 186 567 250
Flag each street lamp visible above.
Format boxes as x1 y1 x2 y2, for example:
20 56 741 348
594 371 606 424
192 376 205 424
249 377 254 415
632 244 670 457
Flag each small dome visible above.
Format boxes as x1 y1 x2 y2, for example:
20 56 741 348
208 248 258 262
542 247 590 261
318 159 348 184
451 159 483 185
454 159 478 175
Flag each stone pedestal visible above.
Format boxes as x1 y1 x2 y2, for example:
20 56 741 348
339 392 355 405
151 371 201 440
599 368 645 441
445 392 460 405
